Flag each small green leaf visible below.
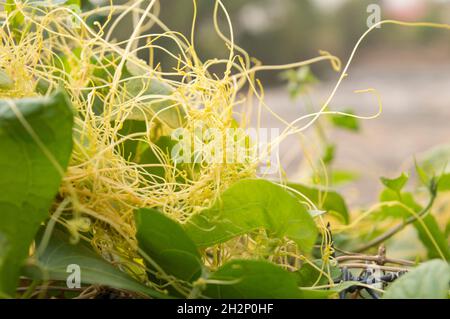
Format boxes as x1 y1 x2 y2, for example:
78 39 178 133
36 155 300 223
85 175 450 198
330 170 360 186
204 259 322 299
281 66 318 99
380 173 409 193
184 179 318 253
0 91 73 296
135 208 203 282
330 109 360 132
288 183 349 224
24 228 166 298
383 260 450 299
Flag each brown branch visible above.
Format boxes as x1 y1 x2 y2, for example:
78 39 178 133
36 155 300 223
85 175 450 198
335 255 415 266
338 263 408 273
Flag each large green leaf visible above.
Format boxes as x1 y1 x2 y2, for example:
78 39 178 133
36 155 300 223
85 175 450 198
23 228 166 299
383 260 450 299
287 183 349 224
438 174 450 191
0 91 73 296
204 259 323 299
204 259 353 299
184 179 318 253
135 208 203 282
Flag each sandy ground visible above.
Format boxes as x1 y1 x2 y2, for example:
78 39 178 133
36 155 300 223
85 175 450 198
260 59 450 206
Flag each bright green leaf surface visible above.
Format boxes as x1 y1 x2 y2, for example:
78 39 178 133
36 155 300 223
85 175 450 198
184 179 318 253
437 174 450 191
288 183 349 224
135 208 203 282
0 91 73 295
204 259 323 299
24 228 166 299
383 260 450 299
380 172 409 193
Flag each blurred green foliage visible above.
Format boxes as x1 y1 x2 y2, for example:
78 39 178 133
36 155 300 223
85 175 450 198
152 0 450 84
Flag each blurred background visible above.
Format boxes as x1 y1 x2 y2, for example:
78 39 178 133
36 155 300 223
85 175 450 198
156 0 450 77
115 0 450 207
